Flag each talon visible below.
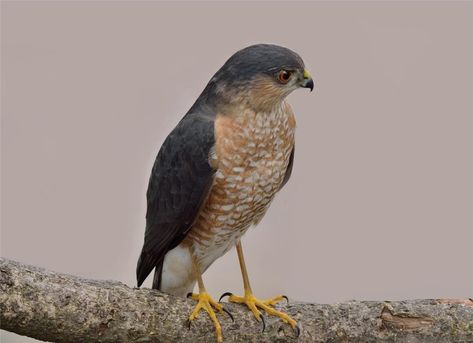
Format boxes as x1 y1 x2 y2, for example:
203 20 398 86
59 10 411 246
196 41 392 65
282 295 289 304
186 292 193 299
219 292 233 303
187 292 224 342
226 291 299 336
222 306 234 322
186 319 192 330
260 313 266 333
294 322 301 337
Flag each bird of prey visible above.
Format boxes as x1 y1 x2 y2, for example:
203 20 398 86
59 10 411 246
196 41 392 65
137 44 313 342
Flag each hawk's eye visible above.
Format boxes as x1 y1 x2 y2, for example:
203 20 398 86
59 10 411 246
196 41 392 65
277 70 292 84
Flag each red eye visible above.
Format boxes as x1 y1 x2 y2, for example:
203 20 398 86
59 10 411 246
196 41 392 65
278 70 292 84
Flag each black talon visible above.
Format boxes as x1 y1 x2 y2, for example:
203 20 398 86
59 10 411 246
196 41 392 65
186 319 192 330
186 292 193 299
294 322 301 337
222 306 234 322
282 295 289 304
219 292 233 303
260 313 266 333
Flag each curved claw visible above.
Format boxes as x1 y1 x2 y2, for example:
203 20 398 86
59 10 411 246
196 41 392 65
186 292 193 299
294 322 301 337
186 319 192 330
221 306 234 322
219 292 233 303
260 313 266 333
282 295 289 304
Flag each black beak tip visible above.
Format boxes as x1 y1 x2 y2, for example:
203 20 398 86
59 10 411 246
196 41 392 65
307 79 314 92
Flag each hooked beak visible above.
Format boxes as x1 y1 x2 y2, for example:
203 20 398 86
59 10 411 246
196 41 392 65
301 69 314 92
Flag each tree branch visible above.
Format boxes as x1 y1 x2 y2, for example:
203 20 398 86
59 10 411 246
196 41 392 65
1 258 472 342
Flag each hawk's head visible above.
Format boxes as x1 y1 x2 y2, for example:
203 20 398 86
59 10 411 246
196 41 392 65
199 44 313 112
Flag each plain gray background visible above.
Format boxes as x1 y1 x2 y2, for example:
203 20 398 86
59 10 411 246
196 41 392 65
1 1 472 342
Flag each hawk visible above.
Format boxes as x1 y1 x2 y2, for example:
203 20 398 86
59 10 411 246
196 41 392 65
137 44 313 342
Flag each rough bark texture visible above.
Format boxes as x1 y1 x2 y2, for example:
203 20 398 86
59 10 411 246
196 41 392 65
1 258 472 343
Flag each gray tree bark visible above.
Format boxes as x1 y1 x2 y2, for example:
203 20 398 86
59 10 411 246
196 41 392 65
1 257 472 343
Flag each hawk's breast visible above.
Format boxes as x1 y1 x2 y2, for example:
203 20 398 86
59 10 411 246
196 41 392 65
186 102 296 270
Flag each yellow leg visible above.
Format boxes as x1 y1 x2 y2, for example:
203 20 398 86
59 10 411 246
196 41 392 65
187 260 225 342
222 241 299 332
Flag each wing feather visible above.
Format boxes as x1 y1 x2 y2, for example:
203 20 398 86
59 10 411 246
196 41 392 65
279 145 295 191
136 113 216 287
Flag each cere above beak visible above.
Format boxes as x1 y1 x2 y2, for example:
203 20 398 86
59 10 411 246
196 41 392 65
302 69 314 92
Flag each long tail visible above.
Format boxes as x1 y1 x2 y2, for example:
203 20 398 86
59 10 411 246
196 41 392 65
152 261 164 290
136 249 164 289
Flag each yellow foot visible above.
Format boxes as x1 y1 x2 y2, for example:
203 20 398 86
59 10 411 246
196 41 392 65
187 292 233 343
220 292 299 335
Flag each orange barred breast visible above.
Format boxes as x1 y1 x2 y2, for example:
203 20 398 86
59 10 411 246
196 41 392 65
185 102 296 271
